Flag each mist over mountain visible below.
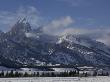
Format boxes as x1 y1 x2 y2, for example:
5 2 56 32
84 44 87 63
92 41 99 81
0 18 110 68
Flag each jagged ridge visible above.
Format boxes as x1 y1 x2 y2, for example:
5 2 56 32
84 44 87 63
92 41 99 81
0 19 110 68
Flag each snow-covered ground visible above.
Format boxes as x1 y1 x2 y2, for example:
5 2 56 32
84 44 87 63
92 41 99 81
0 76 110 82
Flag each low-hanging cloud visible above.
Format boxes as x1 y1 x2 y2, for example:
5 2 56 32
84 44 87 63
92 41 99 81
0 6 110 45
43 16 110 45
63 28 110 45
43 16 74 35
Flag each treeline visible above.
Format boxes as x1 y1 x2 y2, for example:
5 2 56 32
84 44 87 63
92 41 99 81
93 71 109 76
0 70 109 78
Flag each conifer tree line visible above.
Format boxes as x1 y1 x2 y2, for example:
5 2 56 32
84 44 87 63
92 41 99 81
0 70 109 78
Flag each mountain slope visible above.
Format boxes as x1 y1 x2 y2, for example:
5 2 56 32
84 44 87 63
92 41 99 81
0 19 110 67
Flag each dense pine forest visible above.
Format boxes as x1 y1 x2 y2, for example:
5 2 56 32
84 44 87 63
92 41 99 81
0 70 109 78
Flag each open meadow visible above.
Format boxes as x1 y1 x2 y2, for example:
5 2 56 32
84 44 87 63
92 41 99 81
0 76 109 82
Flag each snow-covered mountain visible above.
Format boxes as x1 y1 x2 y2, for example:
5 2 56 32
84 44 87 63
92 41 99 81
0 19 110 68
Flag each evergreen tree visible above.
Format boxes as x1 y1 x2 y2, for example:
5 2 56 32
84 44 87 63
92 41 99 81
33 72 36 77
85 72 88 77
105 72 109 76
51 72 56 77
101 71 104 76
76 71 79 77
80 72 85 77
15 71 19 77
5 71 9 77
8 70 14 77
69 71 73 77
1 70 4 77
24 72 29 77
46 73 50 77
93 71 97 76
63 71 68 77
36 72 39 77
0 70 4 77
41 72 45 77
43 72 48 77
18 72 23 77
0 72 1 77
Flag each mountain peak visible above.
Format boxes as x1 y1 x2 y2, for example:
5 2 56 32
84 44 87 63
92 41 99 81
17 18 27 24
8 18 32 35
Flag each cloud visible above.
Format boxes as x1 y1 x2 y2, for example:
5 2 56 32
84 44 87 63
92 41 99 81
42 15 110 45
96 35 110 45
0 6 110 45
62 27 110 45
43 16 74 35
25 32 39 38
58 0 89 7
0 6 43 32
61 28 89 35
90 29 110 45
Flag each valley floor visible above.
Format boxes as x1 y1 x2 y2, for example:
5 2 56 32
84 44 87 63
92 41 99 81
0 76 110 82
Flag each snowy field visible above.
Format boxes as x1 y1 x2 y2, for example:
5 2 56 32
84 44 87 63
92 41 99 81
0 77 110 82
